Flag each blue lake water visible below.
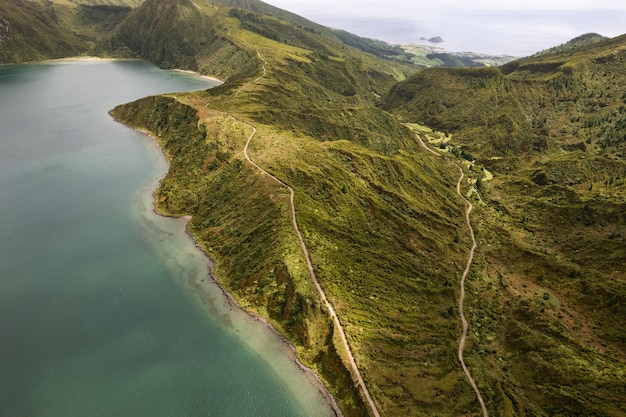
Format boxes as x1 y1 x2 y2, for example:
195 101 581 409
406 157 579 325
0 59 335 417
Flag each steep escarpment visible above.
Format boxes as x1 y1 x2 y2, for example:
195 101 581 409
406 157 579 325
381 34 626 416
0 0 143 64
0 0 87 63
95 0 256 79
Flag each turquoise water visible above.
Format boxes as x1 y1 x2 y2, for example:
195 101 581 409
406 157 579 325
0 60 334 417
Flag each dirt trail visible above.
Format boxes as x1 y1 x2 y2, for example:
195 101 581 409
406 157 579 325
243 126 381 417
236 51 381 417
235 50 267 96
417 135 489 417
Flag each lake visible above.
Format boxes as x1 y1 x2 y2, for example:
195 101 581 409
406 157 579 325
0 59 335 417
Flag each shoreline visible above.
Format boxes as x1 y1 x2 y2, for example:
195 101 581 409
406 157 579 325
55 56 226 84
0 55 116 67
4 56 225 86
172 68 224 84
44 55 122 64
131 126 343 417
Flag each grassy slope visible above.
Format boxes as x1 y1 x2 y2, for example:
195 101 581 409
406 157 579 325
381 35 626 416
106 0 490 415
0 0 87 63
533 32 608 57
11 0 620 414
0 0 143 64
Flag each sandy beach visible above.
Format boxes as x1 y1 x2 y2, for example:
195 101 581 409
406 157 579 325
172 68 224 84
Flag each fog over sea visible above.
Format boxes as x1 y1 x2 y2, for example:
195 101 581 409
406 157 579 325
267 1 626 56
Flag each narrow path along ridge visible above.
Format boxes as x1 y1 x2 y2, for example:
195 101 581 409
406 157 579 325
417 134 489 417
235 50 381 417
243 129 381 417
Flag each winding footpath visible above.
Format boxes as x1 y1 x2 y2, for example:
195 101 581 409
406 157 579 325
235 51 381 417
235 50 267 96
417 135 489 417
243 129 380 417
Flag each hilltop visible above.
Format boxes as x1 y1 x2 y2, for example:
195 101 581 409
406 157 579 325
533 32 608 57
381 34 626 415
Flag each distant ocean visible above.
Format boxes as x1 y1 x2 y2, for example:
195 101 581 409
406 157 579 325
282 7 625 57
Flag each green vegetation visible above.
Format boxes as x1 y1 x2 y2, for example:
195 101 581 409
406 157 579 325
533 32 608 57
0 0 142 64
424 53 485 68
5 0 626 415
110 91 475 416
76 4 134 41
382 34 626 415
0 0 86 63
213 0 408 59
104 0 481 414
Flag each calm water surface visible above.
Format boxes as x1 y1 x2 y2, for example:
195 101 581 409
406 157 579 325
0 60 334 417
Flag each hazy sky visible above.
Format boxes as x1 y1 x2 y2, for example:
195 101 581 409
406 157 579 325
264 0 626 56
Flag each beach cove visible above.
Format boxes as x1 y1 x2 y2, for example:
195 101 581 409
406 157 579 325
0 59 336 417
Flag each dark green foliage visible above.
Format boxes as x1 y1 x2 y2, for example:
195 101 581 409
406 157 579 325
0 0 87 63
77 4 133 36
461 149 474 162
96 0 208 70
382 33 626 416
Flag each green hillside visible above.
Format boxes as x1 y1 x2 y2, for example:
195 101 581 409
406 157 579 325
381 35 626 415
0 0 86 63
4 0 625 415
0 0 141 63
533 32 608 57
98 0 417 150
104 0 486 415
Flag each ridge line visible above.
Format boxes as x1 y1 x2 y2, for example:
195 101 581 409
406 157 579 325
232 50 381 417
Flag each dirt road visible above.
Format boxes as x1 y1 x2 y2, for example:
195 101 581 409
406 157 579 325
243 126 381 417
417 134 489 417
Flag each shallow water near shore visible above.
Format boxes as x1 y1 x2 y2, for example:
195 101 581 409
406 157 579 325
0 60 335 417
